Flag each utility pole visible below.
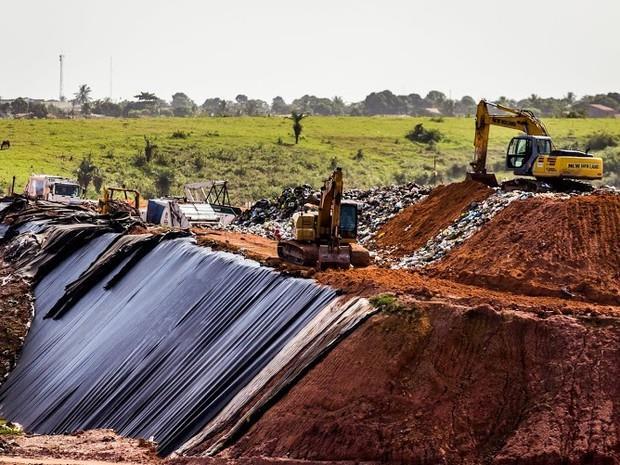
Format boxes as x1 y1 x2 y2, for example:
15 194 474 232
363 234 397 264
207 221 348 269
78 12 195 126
59 54 65 101
109 56 113 101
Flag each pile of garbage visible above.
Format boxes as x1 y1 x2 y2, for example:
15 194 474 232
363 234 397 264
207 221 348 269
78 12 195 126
235 185 316 227
230 182 431 243
382 190 594 269
344 183 431 243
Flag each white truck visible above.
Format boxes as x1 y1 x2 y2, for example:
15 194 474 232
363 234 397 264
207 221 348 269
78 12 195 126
24 175 83 204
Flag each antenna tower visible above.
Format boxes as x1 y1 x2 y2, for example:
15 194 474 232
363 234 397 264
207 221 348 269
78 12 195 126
59 54 65 101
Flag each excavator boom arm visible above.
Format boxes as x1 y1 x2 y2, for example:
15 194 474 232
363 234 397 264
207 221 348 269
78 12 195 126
472 100 549 174
317 168 344 244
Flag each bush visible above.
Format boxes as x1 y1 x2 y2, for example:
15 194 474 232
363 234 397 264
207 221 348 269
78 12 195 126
132 152 148 168
192 154 205 171
448 163 467 179
566 110 585 118
144 136 157 162
586 132 617 151
171 130 191 139
154 151 170 165
393 171 407 184
155 170 174 196
405 123 443 144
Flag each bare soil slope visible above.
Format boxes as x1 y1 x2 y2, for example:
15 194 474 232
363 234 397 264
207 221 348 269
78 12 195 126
373 180 492 257
2 430 159 464
430 192 620 305
224 302 620 465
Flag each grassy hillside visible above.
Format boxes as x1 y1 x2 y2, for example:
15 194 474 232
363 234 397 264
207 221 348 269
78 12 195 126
0 116 618 203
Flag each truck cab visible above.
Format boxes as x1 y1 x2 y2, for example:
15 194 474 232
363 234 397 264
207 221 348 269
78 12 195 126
25 175 82 204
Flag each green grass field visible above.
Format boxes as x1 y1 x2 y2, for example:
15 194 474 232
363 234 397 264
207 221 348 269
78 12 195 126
0 116 618 203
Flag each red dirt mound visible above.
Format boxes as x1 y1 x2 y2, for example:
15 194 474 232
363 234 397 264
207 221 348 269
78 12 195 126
224 303 620 465
373 180 492 257
5 429 160 464
430 192 620 305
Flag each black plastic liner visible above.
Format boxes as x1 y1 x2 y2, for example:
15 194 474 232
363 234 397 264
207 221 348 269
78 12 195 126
0 237 337 455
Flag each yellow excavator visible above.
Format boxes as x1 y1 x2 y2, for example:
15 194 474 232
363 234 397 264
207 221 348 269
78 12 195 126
467 99 603 189
277 168 370 270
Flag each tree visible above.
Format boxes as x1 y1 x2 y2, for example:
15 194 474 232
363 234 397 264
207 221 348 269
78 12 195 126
363 90 406 115
134 91 158 102
10 97 28 114
202 98 227 116
289 111 308 144
271 96 290 114
134 92 160 114
246 99 269 116
425 90 446 107
92 99 122 117
76 154 99 194
73 84 92 107
171 92 196 117
93 170 104 193
29 102 48 118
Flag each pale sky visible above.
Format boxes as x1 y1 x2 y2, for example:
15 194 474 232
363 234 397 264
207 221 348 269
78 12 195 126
2 0 619 104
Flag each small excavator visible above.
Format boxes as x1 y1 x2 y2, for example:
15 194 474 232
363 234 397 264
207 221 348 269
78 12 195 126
99 186 141 215
277 168 370 270
467 99 603 189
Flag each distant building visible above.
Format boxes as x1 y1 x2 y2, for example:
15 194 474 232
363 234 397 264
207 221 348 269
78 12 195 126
585 103 616 118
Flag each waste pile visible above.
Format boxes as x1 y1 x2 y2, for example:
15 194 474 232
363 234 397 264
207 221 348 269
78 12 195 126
372 180 494 258
430 189 620 304
389 190 533 268
344 183 431 243
231 182 430 244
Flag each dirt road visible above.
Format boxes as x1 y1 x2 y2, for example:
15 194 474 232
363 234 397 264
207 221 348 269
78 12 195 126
0 456 147 465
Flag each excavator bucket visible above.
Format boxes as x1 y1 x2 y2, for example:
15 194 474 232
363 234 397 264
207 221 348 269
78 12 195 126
317 245 351 270
466 171 499 187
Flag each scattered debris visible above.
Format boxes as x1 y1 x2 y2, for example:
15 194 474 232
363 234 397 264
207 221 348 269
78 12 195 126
430 190 620 304
231 182 430 243
391 190 530 268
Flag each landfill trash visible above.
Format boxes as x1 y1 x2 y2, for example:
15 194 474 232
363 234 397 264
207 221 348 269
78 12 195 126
379 188 611 269
230 182 431 243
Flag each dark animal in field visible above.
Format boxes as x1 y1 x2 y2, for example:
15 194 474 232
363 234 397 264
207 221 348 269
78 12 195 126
0 140 10 150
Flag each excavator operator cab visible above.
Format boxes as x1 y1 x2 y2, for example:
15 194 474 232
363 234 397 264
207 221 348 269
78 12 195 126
506 136 552 176
339 201 358 242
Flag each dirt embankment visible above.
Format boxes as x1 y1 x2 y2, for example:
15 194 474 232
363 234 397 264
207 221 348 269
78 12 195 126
1 429 160 464
223 302 620 465
316 267 619 318
373 180 492 257
430 192 620 305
